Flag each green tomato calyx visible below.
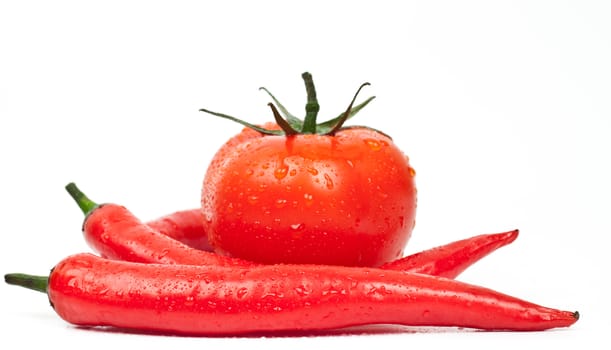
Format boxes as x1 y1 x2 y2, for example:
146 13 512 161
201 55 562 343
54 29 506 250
199 72 377 136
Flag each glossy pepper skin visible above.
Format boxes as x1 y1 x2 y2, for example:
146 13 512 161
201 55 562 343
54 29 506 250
146 209 212 252
380 230 519 278
5 253 578 335
66 182 254 267
84 203 255 268
68 183 518 277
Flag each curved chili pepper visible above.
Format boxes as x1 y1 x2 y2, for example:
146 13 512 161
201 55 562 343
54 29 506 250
4 253 579 334
146 209 212 252
65 183 254 268
380 230 519 279
66 183 517 277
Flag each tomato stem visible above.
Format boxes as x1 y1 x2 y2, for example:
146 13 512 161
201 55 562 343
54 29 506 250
200 73 375 136
5 273 48 294
267 103 298 135
199 108 284 136
301 72 320 134
259 87 303 129
326 82 371 135
65 182 98 215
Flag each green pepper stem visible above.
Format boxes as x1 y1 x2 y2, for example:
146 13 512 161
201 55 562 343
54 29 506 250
65 182 98 215
301 72 320 133
5 273 48 294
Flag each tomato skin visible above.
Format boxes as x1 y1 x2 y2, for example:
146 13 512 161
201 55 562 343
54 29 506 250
201 124 416 267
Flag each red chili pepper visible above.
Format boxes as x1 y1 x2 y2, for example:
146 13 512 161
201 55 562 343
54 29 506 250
380 229 519 279
66 183 517 277
4 252 579 334
65 183 254 268
146 209 212 251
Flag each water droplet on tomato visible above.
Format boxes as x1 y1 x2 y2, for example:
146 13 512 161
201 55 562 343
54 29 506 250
290 223 305 231
274 164 289 180
275 199 287 208
245 169 254 176
289 169 297 176
247 195 259 205
364 138 382 151
303 193 313 205
307 167 319 176
408 167 416 177
324 173 334 190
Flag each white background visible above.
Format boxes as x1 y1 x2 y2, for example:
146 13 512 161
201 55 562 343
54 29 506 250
1 1 610 349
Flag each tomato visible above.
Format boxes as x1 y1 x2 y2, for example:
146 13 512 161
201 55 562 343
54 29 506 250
200 73 417 267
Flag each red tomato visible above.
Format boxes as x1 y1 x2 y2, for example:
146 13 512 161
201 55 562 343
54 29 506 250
200 73 417 267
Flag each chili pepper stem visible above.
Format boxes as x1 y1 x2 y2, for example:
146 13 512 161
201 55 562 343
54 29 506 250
65 182 98 215
5 273 48 294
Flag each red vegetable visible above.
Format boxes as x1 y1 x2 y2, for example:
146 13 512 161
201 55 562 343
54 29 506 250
4 253 578 335
66 183 517 278
200 73 417 266
146 209 212 251
380 229 519 279
65 183 254 268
